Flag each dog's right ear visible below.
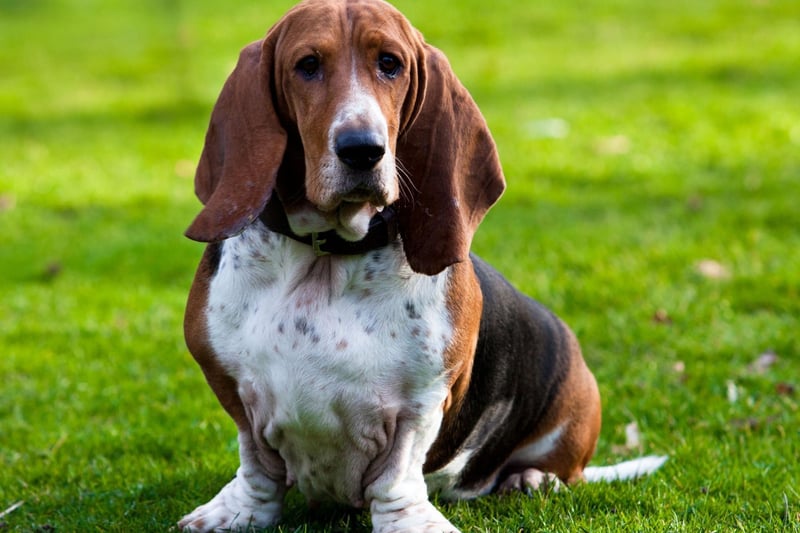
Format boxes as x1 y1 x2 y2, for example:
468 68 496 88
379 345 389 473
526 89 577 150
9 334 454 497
185 38 287 243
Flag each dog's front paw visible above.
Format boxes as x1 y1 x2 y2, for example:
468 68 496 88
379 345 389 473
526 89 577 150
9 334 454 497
179 474 283 532
371 499 459 533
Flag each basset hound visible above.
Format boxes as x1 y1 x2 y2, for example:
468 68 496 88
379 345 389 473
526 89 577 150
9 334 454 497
179 0 666 531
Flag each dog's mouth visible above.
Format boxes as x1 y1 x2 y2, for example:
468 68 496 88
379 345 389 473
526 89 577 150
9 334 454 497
335 201 383 241
317 184 387 212
284 198 386 242
339 185 386 207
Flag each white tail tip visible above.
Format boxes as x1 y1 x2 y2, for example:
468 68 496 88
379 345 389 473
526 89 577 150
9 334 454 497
583 455 668 483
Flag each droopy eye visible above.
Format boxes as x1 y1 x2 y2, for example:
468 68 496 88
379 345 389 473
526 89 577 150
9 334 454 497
296 55 320 79
378 53 402 78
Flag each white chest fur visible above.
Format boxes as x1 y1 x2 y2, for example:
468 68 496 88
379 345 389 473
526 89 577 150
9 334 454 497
205 222 453 506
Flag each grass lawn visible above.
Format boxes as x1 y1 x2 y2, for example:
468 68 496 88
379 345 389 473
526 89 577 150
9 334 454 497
1 0 798 531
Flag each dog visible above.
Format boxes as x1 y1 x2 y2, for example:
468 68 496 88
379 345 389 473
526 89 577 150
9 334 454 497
178 0 666 531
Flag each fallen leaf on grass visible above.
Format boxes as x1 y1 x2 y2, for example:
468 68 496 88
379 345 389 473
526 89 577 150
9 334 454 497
0 193 16 212
731 417 760 431
525 118 570 139
747 350 778 375
686 194 704 212
174 159 196 179
672 360 688 383
40 261 63 282
726 380 739 403
596 134 631 155
696 259 731 280
731 415 778 431
624 421 641 449
612 421 642 454
652 309 672 324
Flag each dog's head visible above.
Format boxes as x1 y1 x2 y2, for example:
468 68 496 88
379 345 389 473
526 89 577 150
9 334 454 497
186 0 505 275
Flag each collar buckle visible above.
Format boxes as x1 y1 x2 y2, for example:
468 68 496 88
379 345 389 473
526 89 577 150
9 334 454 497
311 233 331 256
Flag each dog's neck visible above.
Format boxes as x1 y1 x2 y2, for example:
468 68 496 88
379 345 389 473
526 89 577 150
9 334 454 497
259 197 399 256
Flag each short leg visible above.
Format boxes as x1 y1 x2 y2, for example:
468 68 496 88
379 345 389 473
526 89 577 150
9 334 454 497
366 417 459 533
179 431 286 532
369 479 458 533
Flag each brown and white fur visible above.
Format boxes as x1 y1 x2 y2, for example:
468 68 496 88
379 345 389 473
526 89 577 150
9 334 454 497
179 0 666 531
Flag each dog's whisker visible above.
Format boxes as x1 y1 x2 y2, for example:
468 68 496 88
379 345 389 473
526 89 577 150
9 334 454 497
394 157 418 200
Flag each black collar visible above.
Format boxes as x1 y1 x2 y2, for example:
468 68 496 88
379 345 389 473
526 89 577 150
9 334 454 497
259 198 399 256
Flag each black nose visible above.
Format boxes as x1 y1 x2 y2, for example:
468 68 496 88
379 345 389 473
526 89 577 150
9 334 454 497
335 130 385 171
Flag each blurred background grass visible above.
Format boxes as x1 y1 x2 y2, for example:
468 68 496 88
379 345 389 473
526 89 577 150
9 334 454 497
1 0 798 530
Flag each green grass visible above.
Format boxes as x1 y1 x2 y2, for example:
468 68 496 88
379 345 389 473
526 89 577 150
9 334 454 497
1 0 798 531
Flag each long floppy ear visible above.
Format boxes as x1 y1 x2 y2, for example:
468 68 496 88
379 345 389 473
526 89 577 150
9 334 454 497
396 45 506 276
185 38 287 243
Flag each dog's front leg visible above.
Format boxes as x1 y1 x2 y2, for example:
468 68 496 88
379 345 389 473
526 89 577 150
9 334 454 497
369 488 457 533
179 428 286 532
366 416 459 533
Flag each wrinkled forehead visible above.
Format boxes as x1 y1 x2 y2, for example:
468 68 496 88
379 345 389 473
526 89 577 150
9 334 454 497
273 0 417 58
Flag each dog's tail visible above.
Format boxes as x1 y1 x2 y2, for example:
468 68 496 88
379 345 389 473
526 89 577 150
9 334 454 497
583 455 668 483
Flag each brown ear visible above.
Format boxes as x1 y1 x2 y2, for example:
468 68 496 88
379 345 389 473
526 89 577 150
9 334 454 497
396 45 506 276
185 39 287 243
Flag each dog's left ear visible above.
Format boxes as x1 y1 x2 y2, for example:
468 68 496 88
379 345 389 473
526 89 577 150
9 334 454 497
396 44 506 276
186 38 287 243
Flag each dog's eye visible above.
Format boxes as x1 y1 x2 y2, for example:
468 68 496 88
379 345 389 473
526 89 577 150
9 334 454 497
296 55 321 79
378 53 402 78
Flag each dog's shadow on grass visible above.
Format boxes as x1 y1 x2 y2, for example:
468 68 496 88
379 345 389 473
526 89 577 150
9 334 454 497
144 473 528 533
275 489 371 533
148 474 371 532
